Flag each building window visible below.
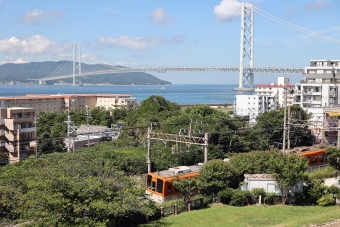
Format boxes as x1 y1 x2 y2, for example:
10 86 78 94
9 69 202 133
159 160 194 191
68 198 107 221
6 100 10 102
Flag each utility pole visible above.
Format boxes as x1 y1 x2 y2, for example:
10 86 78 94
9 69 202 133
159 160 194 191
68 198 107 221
283 86 288 154
204 132 208 163
86 109 92 148
147 126 151 173
65 115 72 152
34 116 38 157
65 98 75 152
287 105 291 149
337 118 340 150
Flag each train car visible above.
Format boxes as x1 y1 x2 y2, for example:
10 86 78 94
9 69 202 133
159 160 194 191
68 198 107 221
146 165 201 203
296 147 328 166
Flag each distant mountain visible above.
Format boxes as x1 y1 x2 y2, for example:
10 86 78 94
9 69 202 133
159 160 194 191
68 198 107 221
0 61 172 85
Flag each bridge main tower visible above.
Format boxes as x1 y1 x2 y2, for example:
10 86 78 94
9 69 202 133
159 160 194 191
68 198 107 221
72 43 81 86
235 2 255 91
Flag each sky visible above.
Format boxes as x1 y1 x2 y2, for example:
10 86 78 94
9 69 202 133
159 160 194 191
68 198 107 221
0 0 339 84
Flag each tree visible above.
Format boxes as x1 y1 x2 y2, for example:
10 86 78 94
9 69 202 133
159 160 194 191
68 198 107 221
255 105 313 149
171 177 198 208
308 179 326 205
0 150 157 226
326 147 340 170
198 160 238 196
269 153 308 204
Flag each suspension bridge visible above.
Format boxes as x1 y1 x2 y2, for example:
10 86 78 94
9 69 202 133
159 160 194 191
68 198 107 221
37 2 340 91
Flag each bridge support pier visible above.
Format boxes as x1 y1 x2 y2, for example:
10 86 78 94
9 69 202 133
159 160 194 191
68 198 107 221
235 2 255 91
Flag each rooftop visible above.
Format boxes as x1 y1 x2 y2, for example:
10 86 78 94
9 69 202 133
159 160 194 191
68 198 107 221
150 165 202 178
0 93 133 100
256 84 295 88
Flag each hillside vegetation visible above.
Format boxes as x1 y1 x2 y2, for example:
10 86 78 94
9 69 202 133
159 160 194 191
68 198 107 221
0 61 172 85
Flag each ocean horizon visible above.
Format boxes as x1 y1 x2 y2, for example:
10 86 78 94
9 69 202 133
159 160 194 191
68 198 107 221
0 84 255 105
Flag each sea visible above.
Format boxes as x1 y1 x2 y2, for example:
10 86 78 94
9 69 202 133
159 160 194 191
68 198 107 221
0 84 255 105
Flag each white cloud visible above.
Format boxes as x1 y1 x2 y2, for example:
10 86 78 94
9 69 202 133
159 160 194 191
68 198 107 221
213 0 242 22
99 34 184 51
304 0 330 11
0 56 28 65
0 35 71 54
115 61 140 67
20 9 64 25
150 7 173 26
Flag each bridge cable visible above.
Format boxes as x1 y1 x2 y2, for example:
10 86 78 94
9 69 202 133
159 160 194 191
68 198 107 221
147 6 242 67
254 7 340 44
80 44 118 69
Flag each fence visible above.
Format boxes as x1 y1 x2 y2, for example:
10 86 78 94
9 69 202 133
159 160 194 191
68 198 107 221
160 197 207 217
307 163 329 172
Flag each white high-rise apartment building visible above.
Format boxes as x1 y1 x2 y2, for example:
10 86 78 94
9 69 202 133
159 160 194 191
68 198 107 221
234 77 293 121
293 60 340 108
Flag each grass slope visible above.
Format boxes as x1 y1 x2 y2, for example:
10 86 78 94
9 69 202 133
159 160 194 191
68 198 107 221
141 203 340 227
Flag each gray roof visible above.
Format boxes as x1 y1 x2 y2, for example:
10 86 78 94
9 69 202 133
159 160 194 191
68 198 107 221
151 165 202 178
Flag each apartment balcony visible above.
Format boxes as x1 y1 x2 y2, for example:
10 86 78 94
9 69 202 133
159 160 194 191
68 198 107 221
5 133 18 142
4 124 20 131
12 117 34 123
20 127 36 133
299 80 323 84
302 99 322 104
5 143 19 153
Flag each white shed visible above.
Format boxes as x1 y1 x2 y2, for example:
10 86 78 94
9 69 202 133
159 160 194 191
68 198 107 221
243 174 303 194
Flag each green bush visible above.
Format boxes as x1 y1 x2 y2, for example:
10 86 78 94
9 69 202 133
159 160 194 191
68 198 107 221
218 188 234 204
307 166 336 180
327 185 340 196
264 193 281 205
252 188 266 203
317 194 335 206
230 190 251 206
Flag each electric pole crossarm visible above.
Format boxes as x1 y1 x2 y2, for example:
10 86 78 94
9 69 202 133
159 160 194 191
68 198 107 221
150 132 205 145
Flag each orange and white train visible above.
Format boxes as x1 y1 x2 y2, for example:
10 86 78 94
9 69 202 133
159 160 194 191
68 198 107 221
146 165 201 203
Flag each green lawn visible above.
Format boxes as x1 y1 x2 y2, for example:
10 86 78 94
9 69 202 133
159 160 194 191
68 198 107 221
141 203 340 227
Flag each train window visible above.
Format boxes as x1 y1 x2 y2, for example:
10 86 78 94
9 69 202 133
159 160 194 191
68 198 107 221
168 185 172 193
147 175 152 189
152 181 156 191
157 179 163 194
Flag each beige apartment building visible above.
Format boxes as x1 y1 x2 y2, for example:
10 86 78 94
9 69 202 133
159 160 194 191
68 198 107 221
0 93 137 115
0 93 137 163
0 107 36 163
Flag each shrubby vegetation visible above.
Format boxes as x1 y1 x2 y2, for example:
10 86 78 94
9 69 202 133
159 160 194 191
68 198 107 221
0 95 335 225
